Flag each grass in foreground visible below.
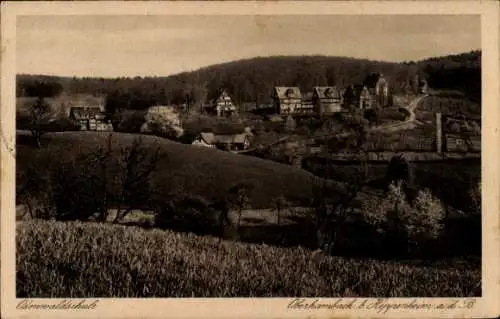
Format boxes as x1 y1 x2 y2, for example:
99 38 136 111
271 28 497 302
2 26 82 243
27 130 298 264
17 220 481 298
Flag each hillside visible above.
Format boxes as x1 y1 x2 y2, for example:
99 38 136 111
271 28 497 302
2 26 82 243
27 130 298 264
418 51 481 102
16 131 345 209
16 50 481 110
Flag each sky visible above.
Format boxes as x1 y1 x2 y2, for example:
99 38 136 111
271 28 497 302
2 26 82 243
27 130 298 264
16 15 480 78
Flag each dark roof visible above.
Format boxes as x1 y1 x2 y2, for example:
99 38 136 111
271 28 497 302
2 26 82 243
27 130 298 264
69 107 105 120
197 132 251 145
199 132 217 144
352 85 370 97
216 90 232 102
207 88 232 102
274 87 302 99
313 86 341 99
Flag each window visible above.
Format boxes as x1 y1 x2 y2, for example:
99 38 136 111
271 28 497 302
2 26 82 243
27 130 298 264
285 88 296 98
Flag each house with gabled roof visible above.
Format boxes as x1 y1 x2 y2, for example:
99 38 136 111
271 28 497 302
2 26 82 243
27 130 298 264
69 106 111 131
363 73 390 108
342 73 391 110
312 86 342 115
204 89 237 117
342 84 366 109
191 132 218 148
343 84 373 109
419 79 429 94
191 131 252 151
356 85 373 109
272 87 302 115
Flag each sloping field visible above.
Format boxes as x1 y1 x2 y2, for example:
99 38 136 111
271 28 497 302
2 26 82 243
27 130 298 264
16 131 346 209
17 220 481 298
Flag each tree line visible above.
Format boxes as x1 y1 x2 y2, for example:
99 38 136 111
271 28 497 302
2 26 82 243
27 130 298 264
17 51 481 111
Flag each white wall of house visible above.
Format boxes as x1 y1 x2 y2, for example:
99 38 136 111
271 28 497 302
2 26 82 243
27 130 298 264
192 138 216 148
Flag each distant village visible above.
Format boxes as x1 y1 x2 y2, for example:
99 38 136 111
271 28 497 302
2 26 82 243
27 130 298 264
66 72 430 151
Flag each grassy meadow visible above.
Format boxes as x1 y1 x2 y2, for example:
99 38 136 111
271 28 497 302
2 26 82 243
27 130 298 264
17 220 481 298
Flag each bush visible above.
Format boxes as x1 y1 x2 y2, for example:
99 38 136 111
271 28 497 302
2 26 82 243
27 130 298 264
363 108 379 126
49 155 102 221
117 110 147 133
140 106 184 139
386 154 412 188
44 117 80 132
154 195 223 236
402 188 446 250
18 148 103 221
362 182 446 257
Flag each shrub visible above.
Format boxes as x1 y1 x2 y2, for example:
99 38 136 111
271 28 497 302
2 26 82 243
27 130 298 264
363 108 379 126
45 117 80 132
362 182 446 257
402 188 446 248
117 110 146 133
47 151 102 221
140 106 184 139
386 154 412 189
154 194 223 236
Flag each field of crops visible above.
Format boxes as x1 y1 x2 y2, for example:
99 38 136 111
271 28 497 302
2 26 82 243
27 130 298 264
17 220 481 298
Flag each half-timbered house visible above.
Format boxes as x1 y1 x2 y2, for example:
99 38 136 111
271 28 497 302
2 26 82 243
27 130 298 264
69 106 111 131
312 86 342 115
272 87 302 115
204 89 237 117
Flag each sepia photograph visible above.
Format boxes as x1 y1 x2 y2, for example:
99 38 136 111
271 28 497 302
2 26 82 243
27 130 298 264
2 1 499 318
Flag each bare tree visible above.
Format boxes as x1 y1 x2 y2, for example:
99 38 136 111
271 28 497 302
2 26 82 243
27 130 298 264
312 176 364 254
312 110 371 253
226 182 253 232
87 134 115 222
271 195 290 226
29 97 53 148
112 135 166 223
209 199 233 243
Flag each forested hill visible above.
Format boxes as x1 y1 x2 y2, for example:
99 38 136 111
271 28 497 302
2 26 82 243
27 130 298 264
417 51 481 102
17 50 481 109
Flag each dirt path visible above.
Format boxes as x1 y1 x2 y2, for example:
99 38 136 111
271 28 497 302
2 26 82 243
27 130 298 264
234 94 428 155
370 94 427 133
